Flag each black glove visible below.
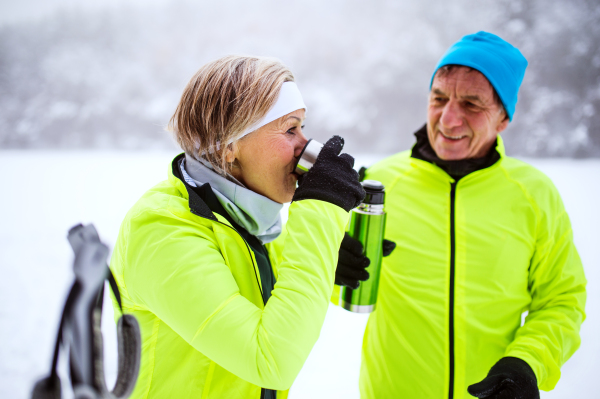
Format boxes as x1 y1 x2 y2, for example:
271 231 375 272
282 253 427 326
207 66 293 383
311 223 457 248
358 166 367 182
293 135 365 212
335 233 397 288
468 357 539 399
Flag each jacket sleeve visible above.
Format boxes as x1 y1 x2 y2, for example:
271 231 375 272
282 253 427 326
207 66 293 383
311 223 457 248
330 284 341 305
504 190 587 391
123 199 348 391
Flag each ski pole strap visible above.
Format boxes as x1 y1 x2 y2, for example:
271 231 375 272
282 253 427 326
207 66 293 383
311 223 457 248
31 224 141 399
108 271 122 311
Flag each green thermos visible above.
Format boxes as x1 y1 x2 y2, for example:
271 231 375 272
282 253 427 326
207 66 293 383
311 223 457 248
340 180 386 313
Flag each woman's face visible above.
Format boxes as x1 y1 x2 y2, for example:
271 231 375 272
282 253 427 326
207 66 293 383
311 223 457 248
229 109 308 203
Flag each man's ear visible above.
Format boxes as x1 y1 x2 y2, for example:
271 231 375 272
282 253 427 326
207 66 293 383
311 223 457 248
497 111 510 134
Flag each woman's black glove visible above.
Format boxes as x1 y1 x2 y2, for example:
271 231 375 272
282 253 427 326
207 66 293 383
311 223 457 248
335 233 396 288
468 357 539 399
292 135 365 212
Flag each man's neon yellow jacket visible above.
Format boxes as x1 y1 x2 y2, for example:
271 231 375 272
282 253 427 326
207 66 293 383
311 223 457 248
109 155 349 398
352 135 586 398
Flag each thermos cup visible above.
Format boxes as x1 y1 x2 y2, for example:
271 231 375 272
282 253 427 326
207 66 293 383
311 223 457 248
295 139 324 175
340 180 386 313
294 142 386 313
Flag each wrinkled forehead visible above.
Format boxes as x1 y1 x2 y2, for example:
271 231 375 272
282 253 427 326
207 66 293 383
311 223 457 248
432 66 496 100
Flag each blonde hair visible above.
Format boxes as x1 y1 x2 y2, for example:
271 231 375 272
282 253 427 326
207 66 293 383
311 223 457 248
168 55 295 174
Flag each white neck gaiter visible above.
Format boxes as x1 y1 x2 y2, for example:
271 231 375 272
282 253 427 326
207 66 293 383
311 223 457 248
180 155 283 244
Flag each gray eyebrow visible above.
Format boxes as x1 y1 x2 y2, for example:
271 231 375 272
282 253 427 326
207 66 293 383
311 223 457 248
462 94 484 103
432 89 485 104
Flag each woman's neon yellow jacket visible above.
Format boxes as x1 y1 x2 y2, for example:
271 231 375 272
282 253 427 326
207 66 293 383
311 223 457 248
109 155 349 398
335 136 586 398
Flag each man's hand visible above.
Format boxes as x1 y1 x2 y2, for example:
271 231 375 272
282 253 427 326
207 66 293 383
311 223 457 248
468 357 539 399
335 233 396 288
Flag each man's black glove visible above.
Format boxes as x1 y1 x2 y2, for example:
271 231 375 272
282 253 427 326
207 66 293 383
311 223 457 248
468 357 539 399
293 135 365 212
335 232 396 288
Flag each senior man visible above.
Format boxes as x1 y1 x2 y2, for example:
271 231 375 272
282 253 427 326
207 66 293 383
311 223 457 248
335 31 586 398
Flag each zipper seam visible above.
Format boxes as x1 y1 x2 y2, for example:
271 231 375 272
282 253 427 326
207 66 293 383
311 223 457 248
189 211 270 398
216 219 273 399
182 167 272 398
449 182 456 399
174 155 264 299
190 209 265 302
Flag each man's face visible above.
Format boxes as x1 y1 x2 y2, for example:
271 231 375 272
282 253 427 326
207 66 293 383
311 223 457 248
427 66 509 160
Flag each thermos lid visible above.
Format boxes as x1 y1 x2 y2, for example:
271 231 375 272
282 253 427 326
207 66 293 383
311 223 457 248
361 179 385 204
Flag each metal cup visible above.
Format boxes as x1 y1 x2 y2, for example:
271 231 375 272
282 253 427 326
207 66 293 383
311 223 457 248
295 139 324 174
340 180 386 313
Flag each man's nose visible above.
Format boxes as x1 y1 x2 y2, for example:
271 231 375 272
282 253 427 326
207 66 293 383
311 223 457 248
440 100 463 129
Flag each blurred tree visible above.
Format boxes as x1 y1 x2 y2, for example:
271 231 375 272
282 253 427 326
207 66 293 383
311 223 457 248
492 0 600 157
0 0 597 157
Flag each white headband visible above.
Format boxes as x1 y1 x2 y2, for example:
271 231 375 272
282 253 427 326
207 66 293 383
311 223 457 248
230 81 306 144
197 81 306 155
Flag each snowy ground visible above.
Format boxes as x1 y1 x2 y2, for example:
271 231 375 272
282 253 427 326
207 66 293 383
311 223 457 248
0 150 598 398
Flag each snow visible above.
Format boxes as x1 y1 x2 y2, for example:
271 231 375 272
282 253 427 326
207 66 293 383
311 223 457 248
0 151 598 398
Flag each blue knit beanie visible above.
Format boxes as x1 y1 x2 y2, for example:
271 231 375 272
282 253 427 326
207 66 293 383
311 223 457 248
430 31 528 121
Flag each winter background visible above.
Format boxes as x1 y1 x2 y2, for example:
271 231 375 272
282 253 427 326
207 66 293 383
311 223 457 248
0 0 598 398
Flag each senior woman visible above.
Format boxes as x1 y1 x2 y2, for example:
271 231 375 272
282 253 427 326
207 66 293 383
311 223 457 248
109 55 364 399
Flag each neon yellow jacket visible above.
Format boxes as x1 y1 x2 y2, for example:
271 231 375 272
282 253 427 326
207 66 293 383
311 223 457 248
109 155 349 398
356 136 586 398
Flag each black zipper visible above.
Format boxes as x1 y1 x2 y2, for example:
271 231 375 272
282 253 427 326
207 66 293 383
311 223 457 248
175 157 264 300
216 220 276 399
448 181 457 399
190 209 265 301
181 167 273 398
192 213 273 398
220 221 265 300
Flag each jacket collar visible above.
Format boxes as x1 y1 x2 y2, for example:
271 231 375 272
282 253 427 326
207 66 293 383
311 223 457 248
410 124 505 180
169 153 218 222
182 154 283 243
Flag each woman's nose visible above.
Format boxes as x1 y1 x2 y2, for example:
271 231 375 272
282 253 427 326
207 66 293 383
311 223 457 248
440 100 463 129
294 132 309 158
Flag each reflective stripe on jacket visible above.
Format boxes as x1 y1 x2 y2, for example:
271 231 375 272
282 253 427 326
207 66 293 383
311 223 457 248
109 154 349 398
358 136 586 398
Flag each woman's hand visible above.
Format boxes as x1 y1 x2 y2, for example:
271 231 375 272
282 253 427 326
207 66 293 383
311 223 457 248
292 135 365 212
